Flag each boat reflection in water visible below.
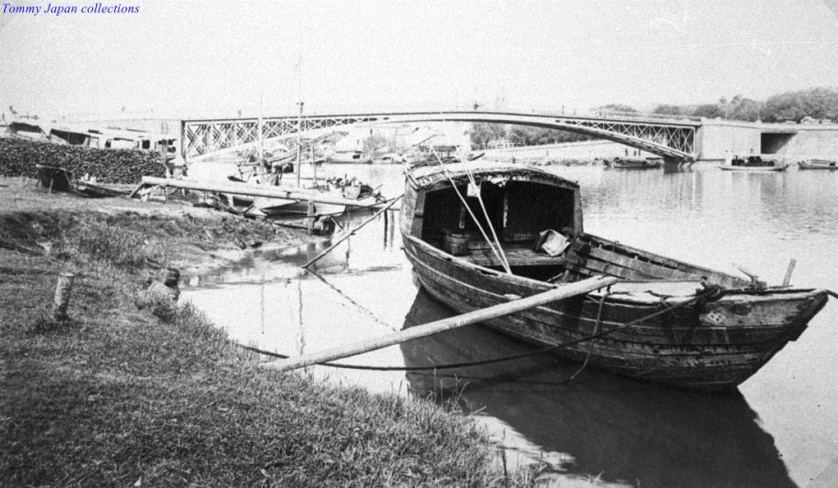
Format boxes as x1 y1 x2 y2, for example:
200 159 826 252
400 288 795 488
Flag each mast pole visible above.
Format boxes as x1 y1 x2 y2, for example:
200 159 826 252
296 100 303 188
258 91 264 167
295 56 303 188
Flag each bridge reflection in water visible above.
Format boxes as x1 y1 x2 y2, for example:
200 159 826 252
400 288 795 488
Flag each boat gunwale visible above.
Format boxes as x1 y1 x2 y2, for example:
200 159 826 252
719 163 790 172
402 233 826 307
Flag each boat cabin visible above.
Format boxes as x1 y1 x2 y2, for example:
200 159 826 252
402 161 750 289
401 161 582 278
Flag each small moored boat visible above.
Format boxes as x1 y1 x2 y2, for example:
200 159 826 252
609 157 663 169
797 159 838 170
326 150 373 164
720 155 788 172
400 160 828 390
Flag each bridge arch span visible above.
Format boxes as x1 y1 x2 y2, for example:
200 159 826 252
182 110 698 162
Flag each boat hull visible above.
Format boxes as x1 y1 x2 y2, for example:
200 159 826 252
402 235 827 390
609 157 663 169
720 164 788 172
798 160 838 170
611 162 663 169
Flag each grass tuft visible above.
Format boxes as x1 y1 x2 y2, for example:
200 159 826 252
28 312 76 335
67 215 168 270
135 289 179 323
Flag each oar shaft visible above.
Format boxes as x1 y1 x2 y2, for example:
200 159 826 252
268 275 618 373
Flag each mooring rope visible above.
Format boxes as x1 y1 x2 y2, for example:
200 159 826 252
304 268 399 332
239 285 722 372
567 289 608 381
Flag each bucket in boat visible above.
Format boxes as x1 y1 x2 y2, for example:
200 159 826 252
443 230 470 256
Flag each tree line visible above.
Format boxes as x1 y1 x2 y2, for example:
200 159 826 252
470 86 838 148
647 86 838 123
470 123 593 149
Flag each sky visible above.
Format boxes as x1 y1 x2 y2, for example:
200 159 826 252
2 0 838 120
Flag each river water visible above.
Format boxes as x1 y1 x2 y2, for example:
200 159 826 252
181 162 837 488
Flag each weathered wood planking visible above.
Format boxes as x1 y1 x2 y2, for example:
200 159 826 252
578 234 749 288
404 234 828 390
415 268 807 389
411 246 813 349
400 162 829 390
463 245 567 268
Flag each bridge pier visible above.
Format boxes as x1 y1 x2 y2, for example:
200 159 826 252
697 119 838 161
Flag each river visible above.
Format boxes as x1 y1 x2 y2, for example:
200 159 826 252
181 161 838 488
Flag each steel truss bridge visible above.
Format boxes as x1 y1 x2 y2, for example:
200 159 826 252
181 110 701 162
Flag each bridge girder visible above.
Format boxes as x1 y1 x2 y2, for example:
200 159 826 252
182 111 698 162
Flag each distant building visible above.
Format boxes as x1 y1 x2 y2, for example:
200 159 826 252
488 139 514 150
3 113 178 159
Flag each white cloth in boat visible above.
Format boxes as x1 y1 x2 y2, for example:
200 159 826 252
534 229 571 257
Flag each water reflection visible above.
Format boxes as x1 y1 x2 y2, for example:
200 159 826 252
401 289 796 488
179 163 838 487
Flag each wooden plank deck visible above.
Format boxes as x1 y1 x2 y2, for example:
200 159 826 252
462 244 566 268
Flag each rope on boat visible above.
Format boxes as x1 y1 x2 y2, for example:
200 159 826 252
567 290 609 381
430 150 512 274
239 285 722 373
827 289 838 300
460 153 512 274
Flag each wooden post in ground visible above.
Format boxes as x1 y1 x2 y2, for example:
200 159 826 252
305 200 315 235
52 272 75 321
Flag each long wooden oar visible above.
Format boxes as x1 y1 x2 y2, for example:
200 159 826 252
268 275 618 373
301 194 403 269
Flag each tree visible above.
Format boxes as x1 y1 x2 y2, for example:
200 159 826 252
728 96 764 122
506 126 591 146
598 104 637 114
469 123 507 149
762 87 838 122
361 132 388 156
692 104 725 119
652 104 684 116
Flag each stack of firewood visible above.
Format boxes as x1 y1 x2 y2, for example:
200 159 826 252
0 138 165 184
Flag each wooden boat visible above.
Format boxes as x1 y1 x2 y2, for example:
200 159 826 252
610 157 663 169
797 159 838 170
720 155 788 172
225 175 381 217
400 290 797 487
326 150 373 164
400 161 828 390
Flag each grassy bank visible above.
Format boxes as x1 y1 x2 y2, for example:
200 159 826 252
0 187 534 486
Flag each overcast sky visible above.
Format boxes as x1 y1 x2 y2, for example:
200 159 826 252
2 0 837 119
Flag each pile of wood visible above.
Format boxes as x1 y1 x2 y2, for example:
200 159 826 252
0 137 165 184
